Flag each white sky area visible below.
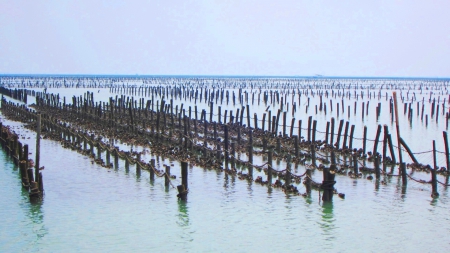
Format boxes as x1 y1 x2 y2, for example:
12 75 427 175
0 0 449 77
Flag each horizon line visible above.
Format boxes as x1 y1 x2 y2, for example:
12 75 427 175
0 73 449 80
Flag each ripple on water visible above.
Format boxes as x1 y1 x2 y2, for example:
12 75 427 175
1 111 450 252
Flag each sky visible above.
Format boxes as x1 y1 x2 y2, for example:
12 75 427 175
0 0 449 77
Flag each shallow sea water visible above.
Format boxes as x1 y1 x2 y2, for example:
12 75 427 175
1 120 449 252
1 80 450 252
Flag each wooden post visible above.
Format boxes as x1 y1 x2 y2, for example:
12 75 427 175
382 125 388 169
387 134 397 164
19 157 29 189
307 116 312 142
114 149 119 169
276 137 281 153
336 120 344 149
321 165 336 201
106 148 110 165
177 161 188 200
231 142 236 169
353 155 358 175
150 159 155 181
393 92 403 164
35 113 41 186
349 124 355 150
372 124 382 157
268 149 273 184
285 155 292 186
401 162 407 186
363 126 367 155
165 165 170 187
96 143 101 160
248 129 253 177
290 117 295 137
399 138 419 164
125 156 129 171
224 125 229 168
136 154 141 173
305 169 312 195
375 155 380 179
443 131 450 173
342 121 349 149
330 118 335 147
432 140 439 197
181 162 188 190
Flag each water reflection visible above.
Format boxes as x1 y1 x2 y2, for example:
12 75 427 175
430 197 439 207
136 167 141 180
223 173 229 189
375 179 380 192
267 185 273 195
177 200 189 227
320 202 335 240
401 185 407 198
27 197 48 242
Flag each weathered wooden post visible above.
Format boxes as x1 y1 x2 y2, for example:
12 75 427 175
35 113 41 189
248 129 253 177
136 153 141 173
231 142 236 169
90 134 95 157
321 165 336 201
268 149 273 184
307 116 312 142
401 162 407 186
330 117 335 147
372 124 382 157
19 159 29 189
96 142 101 160
276 138 281 153
106 147 111 165
336 119 343 148
285 155 292 186
393 92 403 165
224 125 229 169
150 158 155 181
305 169 312 195
177 161 188 200
124 156 130 171
375 155 381 179
353 155 358 175
165 165 170 187
443 131 450 173
431 140 439 198
110 148 117 168
342 121 349 149
363 126 367 155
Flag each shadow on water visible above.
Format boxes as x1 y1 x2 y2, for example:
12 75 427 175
177 199 189 227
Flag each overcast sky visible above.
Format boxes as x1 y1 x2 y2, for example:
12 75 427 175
0 0 449 77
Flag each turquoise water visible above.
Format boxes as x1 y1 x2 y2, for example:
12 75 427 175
1 120 449 252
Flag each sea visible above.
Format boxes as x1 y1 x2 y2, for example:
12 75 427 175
0 75 449 252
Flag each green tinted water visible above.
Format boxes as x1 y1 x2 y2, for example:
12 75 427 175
0 126 449 252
